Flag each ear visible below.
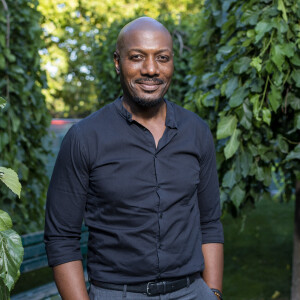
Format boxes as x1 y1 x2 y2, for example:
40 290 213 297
114 51 120 75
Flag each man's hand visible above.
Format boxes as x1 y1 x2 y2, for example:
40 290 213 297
53 260 89 300
202 243 224 292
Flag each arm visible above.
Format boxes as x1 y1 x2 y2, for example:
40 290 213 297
197 126 224 292
44 125 90 296
53 261 89 300
202 243 224 291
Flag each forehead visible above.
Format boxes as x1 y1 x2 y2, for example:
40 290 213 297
120 29 173 53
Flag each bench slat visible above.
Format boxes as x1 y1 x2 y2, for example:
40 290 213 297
20 255 48 273
21 231 44 247
23 243 45 260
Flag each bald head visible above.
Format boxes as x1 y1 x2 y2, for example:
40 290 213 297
116 17 173 54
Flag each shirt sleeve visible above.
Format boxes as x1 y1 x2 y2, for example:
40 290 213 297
44 124 89 267
198 126 224 244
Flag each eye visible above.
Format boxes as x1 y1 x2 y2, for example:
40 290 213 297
157 55 170 62
130 54 144 61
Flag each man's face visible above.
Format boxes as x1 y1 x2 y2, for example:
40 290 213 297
114 29 174 107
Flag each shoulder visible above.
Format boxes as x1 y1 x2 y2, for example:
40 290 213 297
169 101 215 156
62 101 116 149
170 101 210 134
75 102 115 132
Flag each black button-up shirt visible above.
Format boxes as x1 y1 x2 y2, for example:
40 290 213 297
44 97 223 284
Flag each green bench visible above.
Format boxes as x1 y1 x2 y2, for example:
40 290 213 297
12 226 89 300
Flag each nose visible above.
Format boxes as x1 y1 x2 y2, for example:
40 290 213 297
141 56 159 77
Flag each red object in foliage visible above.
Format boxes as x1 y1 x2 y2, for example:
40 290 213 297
51 119 69 125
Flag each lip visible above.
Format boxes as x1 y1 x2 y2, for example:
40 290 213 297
138 83 161 92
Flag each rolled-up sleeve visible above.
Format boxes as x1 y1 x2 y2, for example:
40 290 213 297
44 124 89 267
198 127 224 244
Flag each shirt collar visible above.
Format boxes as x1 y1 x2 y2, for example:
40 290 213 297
114 96 178 129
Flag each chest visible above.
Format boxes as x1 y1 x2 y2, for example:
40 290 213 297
86 129 201 209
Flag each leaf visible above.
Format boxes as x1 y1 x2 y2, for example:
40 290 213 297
250 94 261 120
255 21 273 42
268 85 281 112
233 57 251 74
278 135 289 153
0 55 5 70
230 184 245 209
286 145 300 161
280 43 295 58
250 57 262 72
225 77 239 98
250 78 264 93
255 166 264 181
0 229 24 291
295 113 300 130
273 71 284 86
291 54 300 66
287 93 300 110
240 116 252 130
202 89 219 107
240 150 253 178
249 144 258 156
0 280 9 300
229 86 248 107
0 35 4 48
11 66 24 75
0 167 22 198
291 70 300 88
218 45 234 55
217 115 238 140
242 10 259 25
262 108 271 125
278 0 288 22
275 19 288 33
263 167 272 187
271 45 285 71
222 169 236 188
271 44 294 71
0 97 6 109
224 129 241 159
0 210 12 231
240 100 253 130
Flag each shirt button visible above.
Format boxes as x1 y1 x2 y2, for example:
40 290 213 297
159 212 163 218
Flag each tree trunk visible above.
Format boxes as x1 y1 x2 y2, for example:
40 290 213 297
291 180 300 300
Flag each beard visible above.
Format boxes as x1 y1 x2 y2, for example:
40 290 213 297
120 75 168 108
131 96 164 108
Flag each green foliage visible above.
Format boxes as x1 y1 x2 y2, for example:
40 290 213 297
37 0 202 117
0 0 51 233
0 96 5 109
0 210 24 300
0 167 21 198
185 0 300 214
0 98 24 299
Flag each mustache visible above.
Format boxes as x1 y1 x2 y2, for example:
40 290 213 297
135 78 164 84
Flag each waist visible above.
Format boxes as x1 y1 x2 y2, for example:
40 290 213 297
90 272 200 296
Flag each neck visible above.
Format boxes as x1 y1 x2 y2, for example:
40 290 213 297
122 96 166 122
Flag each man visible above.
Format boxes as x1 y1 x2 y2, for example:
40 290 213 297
44 17 224 300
